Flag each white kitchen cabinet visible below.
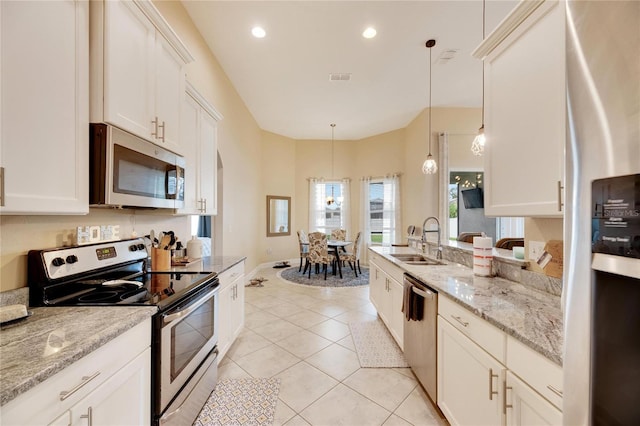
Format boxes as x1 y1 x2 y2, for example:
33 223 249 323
90 0 193 154
217 261 245 360
473 0 565 217
0 319 151 426
70 348 150 426
437 317 504 425
505 371 562 426
0 0 88 214
368 251 404 349
177 83 222 215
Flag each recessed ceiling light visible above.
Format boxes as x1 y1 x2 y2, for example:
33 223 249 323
362 27 377 39
251 26 266 38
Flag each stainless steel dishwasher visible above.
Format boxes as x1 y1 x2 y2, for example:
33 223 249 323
403 273 438 403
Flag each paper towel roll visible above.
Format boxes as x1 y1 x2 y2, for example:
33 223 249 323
473 236 493 277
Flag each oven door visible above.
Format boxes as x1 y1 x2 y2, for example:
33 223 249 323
158 282 218 412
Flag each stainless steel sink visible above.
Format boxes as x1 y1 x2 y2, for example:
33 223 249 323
389 253 444 265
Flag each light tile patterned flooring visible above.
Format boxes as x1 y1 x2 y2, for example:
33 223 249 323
218 267 448 426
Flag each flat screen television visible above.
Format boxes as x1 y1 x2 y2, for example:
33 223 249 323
461 187 484 209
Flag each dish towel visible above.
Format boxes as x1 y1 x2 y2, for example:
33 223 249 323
401 281 424 321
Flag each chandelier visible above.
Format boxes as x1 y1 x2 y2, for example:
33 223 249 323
422 39 438 175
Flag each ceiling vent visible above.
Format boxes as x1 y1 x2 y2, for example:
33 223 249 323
436 49 460 64
329 73 352 81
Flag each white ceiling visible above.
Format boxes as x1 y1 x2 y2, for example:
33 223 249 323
182 1 516 140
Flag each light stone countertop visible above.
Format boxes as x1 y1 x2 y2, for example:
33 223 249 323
370 246 563 366
0 306 157 406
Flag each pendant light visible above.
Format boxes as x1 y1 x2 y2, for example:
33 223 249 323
326 123 337 206
471 0 486 156
422 39 438 175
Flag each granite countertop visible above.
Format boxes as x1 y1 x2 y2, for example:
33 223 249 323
370 246 563 366
0 306 157 406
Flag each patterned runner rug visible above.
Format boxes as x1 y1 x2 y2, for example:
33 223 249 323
194 378 281 426
279 266 369 287
349 320 409 368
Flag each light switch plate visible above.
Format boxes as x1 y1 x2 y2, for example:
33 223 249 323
529 241 545 261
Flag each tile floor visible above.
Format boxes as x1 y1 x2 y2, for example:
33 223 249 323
217 266 448 426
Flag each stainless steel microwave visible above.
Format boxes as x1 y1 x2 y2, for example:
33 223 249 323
90 124 185 209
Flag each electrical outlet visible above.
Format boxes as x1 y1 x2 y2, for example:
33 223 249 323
529 241 545 261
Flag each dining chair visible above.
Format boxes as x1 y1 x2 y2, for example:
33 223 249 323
330 228 347 241
297 230 309 273
457 232 483 243
307 232 336 280
341 231 362 276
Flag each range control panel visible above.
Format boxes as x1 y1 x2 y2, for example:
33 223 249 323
42 238 148 280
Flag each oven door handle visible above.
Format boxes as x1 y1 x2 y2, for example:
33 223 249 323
162 287 217 325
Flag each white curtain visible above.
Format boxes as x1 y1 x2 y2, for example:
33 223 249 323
308 178 326 232
340 178 351 238
391 174 402 244
360 177 372 265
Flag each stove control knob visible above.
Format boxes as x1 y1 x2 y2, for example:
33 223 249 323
52 257 65 267
137 243 146 251
66 255 78 264
129 245 139 252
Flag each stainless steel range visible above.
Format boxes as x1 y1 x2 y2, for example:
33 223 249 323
28 238 219 426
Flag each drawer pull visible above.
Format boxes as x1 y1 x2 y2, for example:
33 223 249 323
488 368 498 400
503 380 513 414
80 407 93 426
59 371 100 401
451 315 469 327
547 384 563 398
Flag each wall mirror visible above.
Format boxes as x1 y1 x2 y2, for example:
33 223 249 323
267 195 291 237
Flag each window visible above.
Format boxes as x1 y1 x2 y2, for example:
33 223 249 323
363 176 400 245
309 180 349 235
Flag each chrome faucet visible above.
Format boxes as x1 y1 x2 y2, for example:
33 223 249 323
422 216 442 260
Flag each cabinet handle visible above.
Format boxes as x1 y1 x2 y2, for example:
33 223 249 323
547 384 563 398
159 120 166 142
80 407 93 426
375 269 378 280
203 198 207 212
557 180 564 211
488 368 499 400
451 315 469 328
59 371 100 401
503 379 513 414
151 117 159 138
0 167 5 207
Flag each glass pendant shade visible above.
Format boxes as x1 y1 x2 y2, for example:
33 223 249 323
471 125 486 156
422 154 438 174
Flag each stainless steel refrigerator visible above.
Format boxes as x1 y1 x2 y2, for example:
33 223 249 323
564 1 640 425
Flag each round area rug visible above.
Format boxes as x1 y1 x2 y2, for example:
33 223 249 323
279 265 369 287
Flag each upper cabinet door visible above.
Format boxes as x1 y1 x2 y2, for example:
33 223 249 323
90 0 193 154
0 0 89 214
474 0 565 217
199 109 218 215
102 0 155 141
154 34 185 154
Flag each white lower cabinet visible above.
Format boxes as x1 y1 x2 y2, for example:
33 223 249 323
217 261 245 360
437 317 504 426
505 371 562 426
437 297 562 426
70 348 150 426
0 319 151 426
368 252 404 349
